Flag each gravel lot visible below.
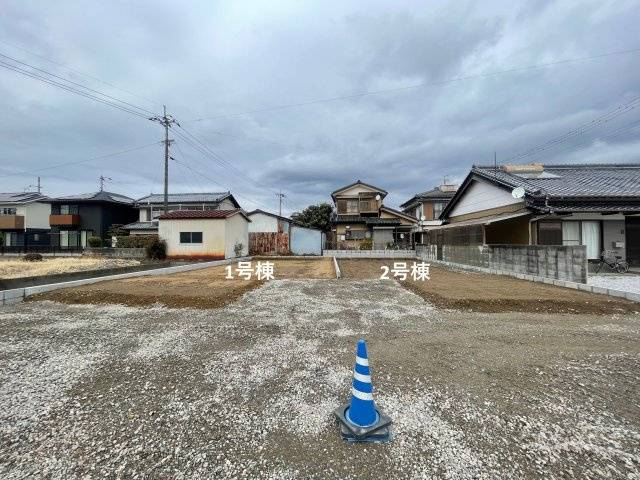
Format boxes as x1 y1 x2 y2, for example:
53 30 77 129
589 274 640 295
1 274 639 479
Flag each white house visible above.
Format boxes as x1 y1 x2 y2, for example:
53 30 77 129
158 209 249 259
0 192 51 246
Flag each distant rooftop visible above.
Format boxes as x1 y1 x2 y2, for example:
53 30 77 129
137 192 232 204
0 192 49 204
51 190 135 205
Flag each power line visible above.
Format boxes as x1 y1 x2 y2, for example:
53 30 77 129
0 51 157 116
171 157 266 210
173 125 278 194
0 59 151 119
0 39 162 108
505 95 640 162
0 141 161 178
187 47 640 122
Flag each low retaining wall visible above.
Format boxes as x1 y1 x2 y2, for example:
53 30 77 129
84 247 146 259
323 249 415 258
1 256 251 306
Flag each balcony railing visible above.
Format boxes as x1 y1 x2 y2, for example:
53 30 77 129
0 215 25 229
49 214 81 226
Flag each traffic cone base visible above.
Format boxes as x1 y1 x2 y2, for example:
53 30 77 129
334 338 392 443
334 403 392 443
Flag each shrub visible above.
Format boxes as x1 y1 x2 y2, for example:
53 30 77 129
87 236 102 248
146 237 167 260
23 253 43 262
359 238 373 250
234 242 244 257
116 235 157 248
107 224 129 238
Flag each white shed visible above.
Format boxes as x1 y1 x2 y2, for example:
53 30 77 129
158 209 250 260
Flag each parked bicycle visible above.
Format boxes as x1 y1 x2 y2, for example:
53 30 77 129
594 250 629 274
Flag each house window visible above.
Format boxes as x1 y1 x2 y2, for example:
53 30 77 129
1 207 17 215
562 222 580 246
180 232 203 244
433 202 444 219
537 221 562 245
416 204 423 220
60 204 79 215
345 229 366 239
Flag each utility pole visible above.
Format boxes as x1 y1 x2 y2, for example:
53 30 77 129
99 175 111 192
37 176 41 194
276 191 286 216
149 105 179 213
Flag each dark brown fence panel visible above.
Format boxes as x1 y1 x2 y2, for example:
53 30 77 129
249 232 289 255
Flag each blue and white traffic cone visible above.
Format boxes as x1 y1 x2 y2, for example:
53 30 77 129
334 339 392 442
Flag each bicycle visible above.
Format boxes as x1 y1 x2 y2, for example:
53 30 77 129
594 250 629 274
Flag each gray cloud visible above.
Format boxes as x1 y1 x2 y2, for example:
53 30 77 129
0 0 639 213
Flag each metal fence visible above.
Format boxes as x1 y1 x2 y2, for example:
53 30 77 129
0 245 83 255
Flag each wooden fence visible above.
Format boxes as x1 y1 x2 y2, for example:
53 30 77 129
249 232 289 255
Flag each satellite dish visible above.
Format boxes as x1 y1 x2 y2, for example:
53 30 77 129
375 194 381 201
511 187 525 199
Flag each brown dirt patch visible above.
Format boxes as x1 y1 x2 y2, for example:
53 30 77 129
31 258 335 309
338 258 638 315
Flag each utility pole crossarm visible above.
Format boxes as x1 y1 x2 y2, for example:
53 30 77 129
149 105 179 213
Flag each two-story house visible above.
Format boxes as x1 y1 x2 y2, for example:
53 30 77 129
123 192 242 235
330 180 417 249
49 190 137 248
400 184 457 244
0 192 51 247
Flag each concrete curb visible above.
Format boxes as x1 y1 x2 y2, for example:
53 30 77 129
1 256 252 306
333 257 341 279
420 257 640 304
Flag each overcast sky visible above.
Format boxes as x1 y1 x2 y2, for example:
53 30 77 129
1 1 639 214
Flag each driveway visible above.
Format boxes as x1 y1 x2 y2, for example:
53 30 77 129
1 278 639 479
589 273 640 295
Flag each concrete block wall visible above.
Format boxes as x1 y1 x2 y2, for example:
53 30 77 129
323 249 415 259
417 244 588 284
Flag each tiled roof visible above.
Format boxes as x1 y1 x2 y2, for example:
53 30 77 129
137 192 231 204
473 163 640 198
158 209 249 220
52 191 134 204
0 192 49 204
331 180 388 199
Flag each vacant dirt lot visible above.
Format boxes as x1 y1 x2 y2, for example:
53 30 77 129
1 278 639 479
0 257 139 279
33 258 335 309
338 259 638 315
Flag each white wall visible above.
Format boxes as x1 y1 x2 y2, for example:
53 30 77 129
248 212 279 232
24 202 51 230
218 198 236 209
449 180 523 217
225 213 249 258
159 218 226 258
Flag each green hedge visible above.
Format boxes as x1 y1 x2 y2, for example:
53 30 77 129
115 235 158 248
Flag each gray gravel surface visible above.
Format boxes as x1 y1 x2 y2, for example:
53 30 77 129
0 279 639 479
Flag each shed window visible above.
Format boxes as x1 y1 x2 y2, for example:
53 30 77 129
180 232 203 244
